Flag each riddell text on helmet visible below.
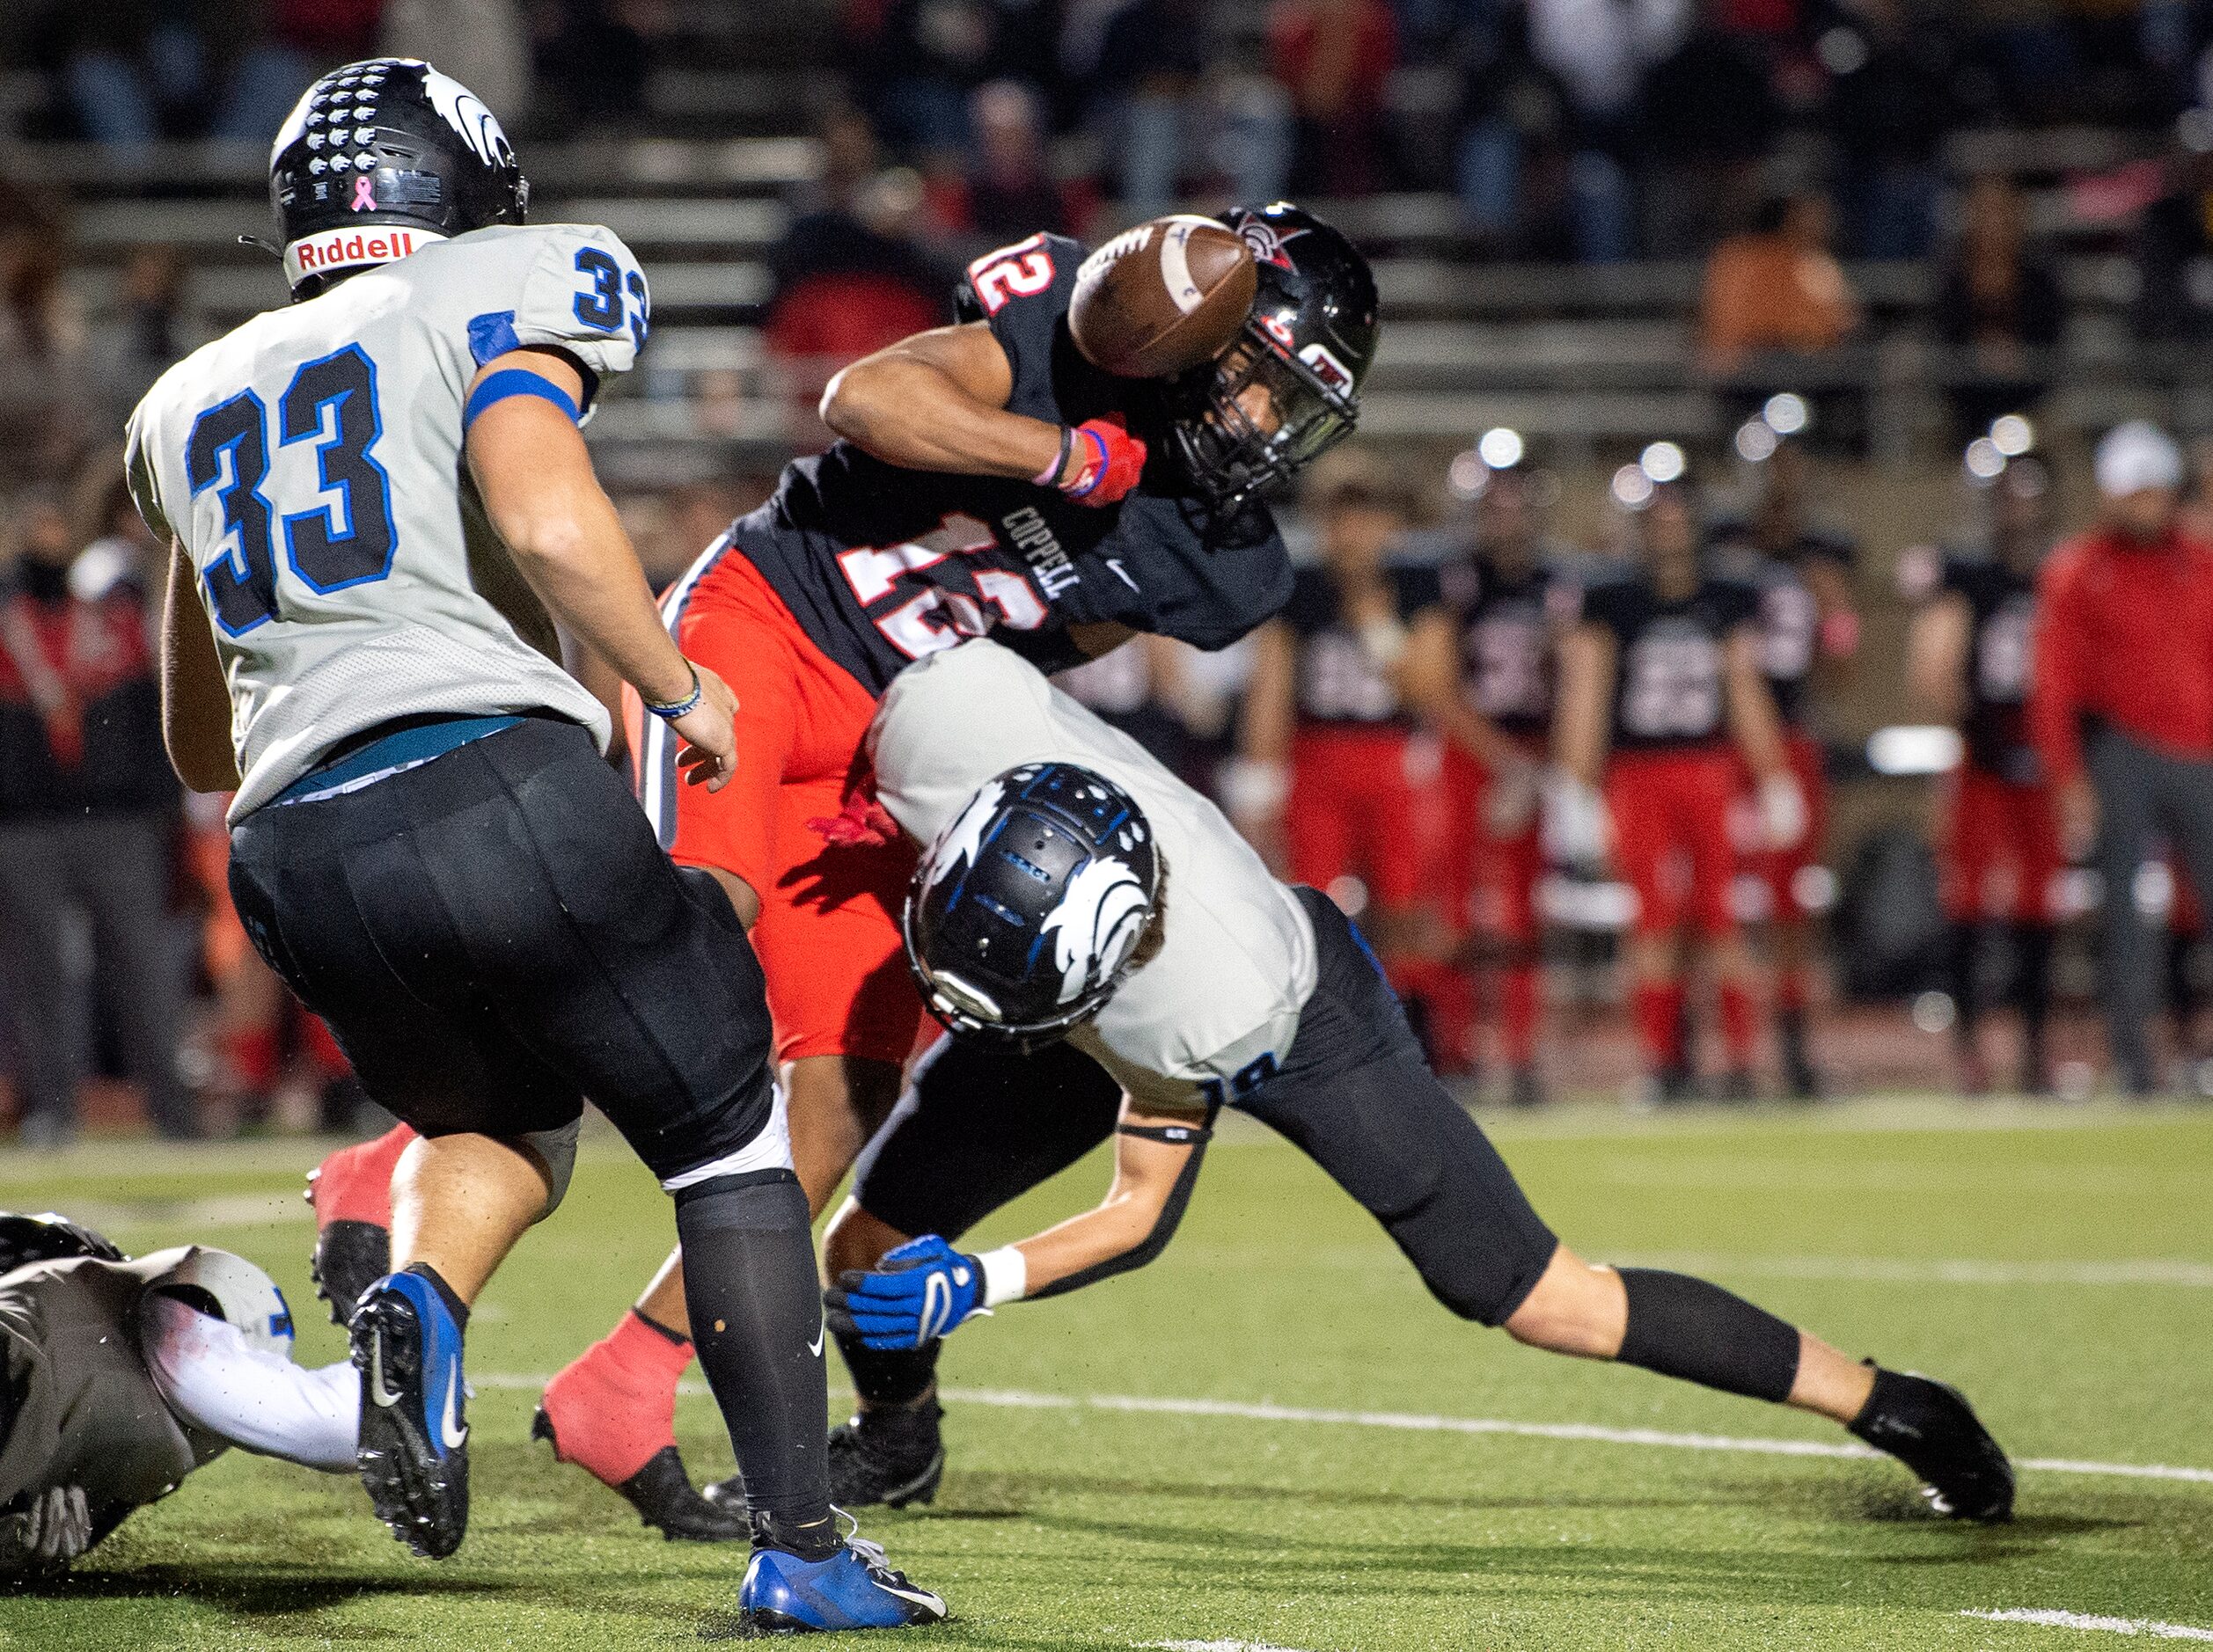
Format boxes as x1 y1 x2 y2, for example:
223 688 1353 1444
283 225 446 284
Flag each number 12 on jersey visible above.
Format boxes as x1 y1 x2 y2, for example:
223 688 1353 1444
186 343 396 635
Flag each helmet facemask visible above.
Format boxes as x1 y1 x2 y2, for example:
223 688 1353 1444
1169 323 1359 513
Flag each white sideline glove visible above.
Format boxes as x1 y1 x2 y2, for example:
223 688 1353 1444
1542 770 1609 866
1759 771 1808 851
0 1486 92 1572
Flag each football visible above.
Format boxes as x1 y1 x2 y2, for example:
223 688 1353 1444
1069 214 1257 379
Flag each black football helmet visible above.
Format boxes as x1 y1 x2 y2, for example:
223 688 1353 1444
1168 202 1381 512
905 763 1161 1046
270 58 528 300
0 1211 125 1276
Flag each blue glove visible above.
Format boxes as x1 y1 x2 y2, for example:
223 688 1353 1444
824 1235 988 1351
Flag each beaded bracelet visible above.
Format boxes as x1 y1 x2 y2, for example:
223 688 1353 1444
643 664 703 721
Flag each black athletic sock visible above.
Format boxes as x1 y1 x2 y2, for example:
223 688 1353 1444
839 1334 941 1412
2011 921 2055 1077
1946 920 1983 1046
672 1169 837 1559
1615 1267 1801 1403
400 1261 469 1331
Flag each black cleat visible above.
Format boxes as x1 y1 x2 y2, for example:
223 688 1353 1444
1508 1065 1549 1109
706 1405 947 1515
312 1218 391 1327
1850 1365 2014 1522
820 1405 945 1510
352 1272 470 1558
531 1409 747 1542
1717 1068 1760 1104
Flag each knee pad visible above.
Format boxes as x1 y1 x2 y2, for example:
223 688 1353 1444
512 1119 582 1220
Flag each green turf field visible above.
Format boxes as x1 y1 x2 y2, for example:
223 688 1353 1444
4 1097 2209 1649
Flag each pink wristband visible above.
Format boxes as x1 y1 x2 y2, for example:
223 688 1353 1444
1032 426 1074 488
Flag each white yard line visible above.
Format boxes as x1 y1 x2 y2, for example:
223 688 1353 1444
1142 1641 1316 1652
470 1375 2213 1487
1615 1253 2213 1289
1962 1609 2213 1641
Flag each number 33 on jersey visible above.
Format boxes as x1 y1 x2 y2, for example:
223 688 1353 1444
125 222 649 819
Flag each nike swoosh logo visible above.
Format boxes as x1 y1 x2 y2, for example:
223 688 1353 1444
438 1363 467 1451
807 1317 825 1359
368 1336 401 1408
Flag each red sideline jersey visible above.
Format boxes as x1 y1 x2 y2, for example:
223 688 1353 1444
2029 523 2213 786
1282 562 1448 910
1581 572 1761 938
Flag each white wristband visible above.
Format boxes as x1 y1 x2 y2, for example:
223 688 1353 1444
977 1246 1028 1307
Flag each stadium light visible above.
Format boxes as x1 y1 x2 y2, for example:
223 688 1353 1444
1639 440 1686 483
1762 392 1810 435
1735 419 1780 463
1612 463 1655 508
1964 437 2006 482
1478 426 1525 470
1447 447 1489 500
1867 725 1963 776
1990 413 2035 457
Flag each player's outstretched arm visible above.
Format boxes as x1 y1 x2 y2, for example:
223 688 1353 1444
160 540 244 793
465 347 736 790
824 1102 1206 1349
821 322 1068 481
139 1294 357 1472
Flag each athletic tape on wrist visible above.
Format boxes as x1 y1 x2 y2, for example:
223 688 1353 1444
463 367 581 432
977 1246 1027 1307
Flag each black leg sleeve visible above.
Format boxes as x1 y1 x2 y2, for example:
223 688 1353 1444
1615 1267 1802 1403
673 1169 836 1555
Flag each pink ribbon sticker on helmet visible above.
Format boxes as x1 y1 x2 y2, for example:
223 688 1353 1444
349 174 377 211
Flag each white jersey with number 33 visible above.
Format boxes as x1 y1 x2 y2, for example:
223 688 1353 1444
125 223 646 819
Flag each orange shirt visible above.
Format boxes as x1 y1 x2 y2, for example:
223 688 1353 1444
1698 233 1857 367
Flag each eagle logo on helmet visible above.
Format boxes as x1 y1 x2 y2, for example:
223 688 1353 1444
421 66 515 172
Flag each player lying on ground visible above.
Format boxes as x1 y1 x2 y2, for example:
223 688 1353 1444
0 1212 358 1575
128 57 939 1631
311 203 1385 1539
811 639 2013 1524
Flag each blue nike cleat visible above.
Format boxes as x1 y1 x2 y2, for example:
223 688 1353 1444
737 1533 949 1634
351 1270 469 1558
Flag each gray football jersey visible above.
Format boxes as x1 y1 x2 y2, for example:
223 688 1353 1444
126 223 643 819
872 640 1317 1109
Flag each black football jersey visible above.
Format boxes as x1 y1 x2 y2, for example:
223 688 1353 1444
1439 556 1560 739
1580 574 1760 752
720 231 1292 696
1281 561 1443 729
1941 553 2040 784
1705 525 1855 727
